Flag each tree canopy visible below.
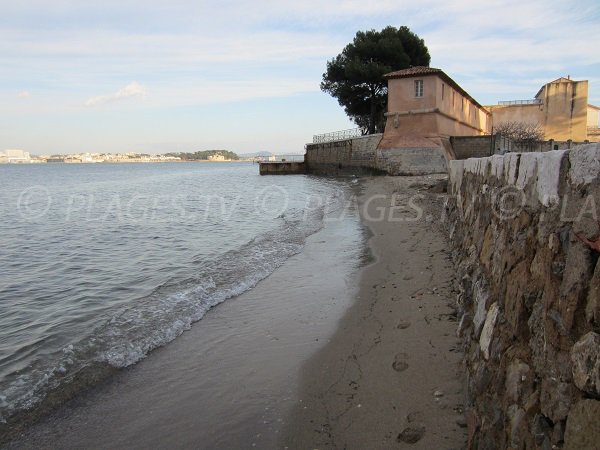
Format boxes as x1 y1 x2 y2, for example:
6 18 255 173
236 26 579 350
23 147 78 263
321 26 430 134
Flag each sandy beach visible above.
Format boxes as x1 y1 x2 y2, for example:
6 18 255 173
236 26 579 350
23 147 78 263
281 176 467 449
4 176 466 449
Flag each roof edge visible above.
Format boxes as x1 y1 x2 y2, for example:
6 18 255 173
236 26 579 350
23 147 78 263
384 67 488 113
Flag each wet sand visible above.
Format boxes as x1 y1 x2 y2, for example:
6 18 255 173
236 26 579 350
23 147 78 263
5 176 466 449
280 176 467 449
4 187 367 449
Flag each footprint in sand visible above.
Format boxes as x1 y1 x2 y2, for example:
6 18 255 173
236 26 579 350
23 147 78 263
396 320 411 330
392 353 409 372
397 425 426 444
402 275 414 281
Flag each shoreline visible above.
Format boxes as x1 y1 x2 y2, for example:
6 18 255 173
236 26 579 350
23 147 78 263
280 175 467 449
2 179 368 449
2 175 467 449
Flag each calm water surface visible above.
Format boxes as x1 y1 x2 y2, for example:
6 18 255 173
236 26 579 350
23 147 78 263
0 162 352 424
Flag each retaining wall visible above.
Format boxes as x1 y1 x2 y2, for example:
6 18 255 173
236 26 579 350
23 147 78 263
451 135 591 160
304 134 382 175
451 136 494 159
259 161 305 175
446 143 600 449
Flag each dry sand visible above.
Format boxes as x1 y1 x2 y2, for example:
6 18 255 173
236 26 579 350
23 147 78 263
4 176 467 450
281 176 467 449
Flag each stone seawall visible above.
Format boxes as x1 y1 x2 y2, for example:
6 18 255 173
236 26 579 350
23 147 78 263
259 161 305 175
446 144 600 449
305 133 448 176
305 134 383 175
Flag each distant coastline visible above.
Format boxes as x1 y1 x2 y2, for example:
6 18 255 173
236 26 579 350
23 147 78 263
0 149 299 164
0 159 253 165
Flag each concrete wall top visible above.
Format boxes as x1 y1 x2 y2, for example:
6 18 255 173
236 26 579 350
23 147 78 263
449 143 600 206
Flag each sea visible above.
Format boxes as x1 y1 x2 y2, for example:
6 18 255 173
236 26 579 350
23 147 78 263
0 162 365 434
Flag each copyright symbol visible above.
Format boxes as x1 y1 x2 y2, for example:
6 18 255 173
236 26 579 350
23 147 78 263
254 185 289 217
17 185 52 220
492 185 525 221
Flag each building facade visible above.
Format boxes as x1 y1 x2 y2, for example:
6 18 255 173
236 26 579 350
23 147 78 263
0 149 31 163
588 104 600 142
381 66 491 144
487 77 599 142
376 67 491 174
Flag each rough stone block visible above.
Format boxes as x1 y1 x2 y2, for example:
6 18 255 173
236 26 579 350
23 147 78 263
480 302 499 360
506 360 534 404
571 332 600 396
473 281 490 337
569 143 600 186
504 260 532 336
516 152 541 190
536 150 567 206
531 413 552 448
585 261 600 326
558 239 593 331
448 160 464 195
564 399 600 450
540 378 574 423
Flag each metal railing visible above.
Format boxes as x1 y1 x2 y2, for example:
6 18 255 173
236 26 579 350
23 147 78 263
313 127 363 143
257 154 305 162
497 99 542 106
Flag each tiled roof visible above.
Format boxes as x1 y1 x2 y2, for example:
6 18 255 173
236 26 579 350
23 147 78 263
384 66 443 79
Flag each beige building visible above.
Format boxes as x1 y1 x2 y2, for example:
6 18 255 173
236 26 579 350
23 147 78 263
1 149 31 163
208 153 227 161
487 77 599 142
588 104 600 142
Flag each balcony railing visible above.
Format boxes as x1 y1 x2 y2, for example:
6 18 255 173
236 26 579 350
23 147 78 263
313 127 363 144
497 99 543 106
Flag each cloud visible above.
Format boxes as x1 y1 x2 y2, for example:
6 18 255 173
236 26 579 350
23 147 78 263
17 90 31 98
85 81 146 106
1 0 599 152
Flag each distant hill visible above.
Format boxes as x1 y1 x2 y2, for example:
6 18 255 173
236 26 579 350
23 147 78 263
165 150 239 161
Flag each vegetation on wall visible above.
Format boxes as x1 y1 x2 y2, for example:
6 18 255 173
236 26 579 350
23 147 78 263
321 26 430 135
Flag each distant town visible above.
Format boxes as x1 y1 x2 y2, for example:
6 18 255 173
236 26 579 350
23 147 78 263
0 149 293 164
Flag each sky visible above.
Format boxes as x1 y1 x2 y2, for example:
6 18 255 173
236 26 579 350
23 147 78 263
1 0 599 155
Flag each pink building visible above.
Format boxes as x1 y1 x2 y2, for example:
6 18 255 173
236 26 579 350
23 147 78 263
376 67 491 174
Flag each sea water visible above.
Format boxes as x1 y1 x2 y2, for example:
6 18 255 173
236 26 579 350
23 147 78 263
0 162 357 425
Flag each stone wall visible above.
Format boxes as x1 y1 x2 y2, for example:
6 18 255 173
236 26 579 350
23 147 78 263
376 146 448 175
259 161 305 175
305 134 450 175
304 134 383 175
450 135 592 160
446 143 600 449
451 136 494 159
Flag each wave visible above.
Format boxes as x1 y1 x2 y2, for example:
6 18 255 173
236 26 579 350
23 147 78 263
0 195 341 427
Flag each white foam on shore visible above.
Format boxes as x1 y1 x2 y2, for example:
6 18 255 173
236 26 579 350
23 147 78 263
0 192 348 424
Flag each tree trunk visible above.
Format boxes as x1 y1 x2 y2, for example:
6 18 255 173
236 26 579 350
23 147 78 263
369 96 376 135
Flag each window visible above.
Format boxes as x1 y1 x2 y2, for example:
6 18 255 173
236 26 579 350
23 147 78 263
415 80 423 97
442 83 445 100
